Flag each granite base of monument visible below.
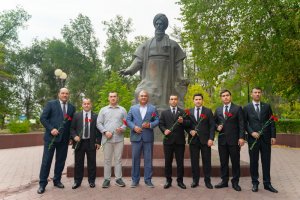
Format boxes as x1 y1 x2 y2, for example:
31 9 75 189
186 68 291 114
67 142 250 177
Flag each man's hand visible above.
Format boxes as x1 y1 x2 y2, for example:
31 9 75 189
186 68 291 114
105 131 113 139
164 129 171 136
74 136 80 142
207 139 214 147
251 132 260 139
51 128 59 136
142 122 150 129
69 139 73 145
177 116 183 124
217 125 223 132
134 126 142 134
238 139 245 147
190 130 197 137
271 138 276 145
95 144 100 150
116 127 124 134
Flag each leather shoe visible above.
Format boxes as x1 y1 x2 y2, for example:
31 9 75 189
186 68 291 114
264 184 278 193
54 182 64 189
177 182 186 189
164 182 171 189
205 182 213 189
37 186 45 194
72 183 81 189
252 184 258 192
191 182 199 188
215 181 228 189
232 183 242 191
89 183 95 188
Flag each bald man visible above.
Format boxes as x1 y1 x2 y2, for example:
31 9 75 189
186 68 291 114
37 88 76 194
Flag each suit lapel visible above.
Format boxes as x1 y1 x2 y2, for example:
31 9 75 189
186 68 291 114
250 103 260 120
190 108 197 124
56 100 64 119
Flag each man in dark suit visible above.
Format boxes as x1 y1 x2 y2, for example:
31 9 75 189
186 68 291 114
214 89 245 191
187 94 215 189
159 95 189 189
71 98 101 189
37 88 76 194
244 87 278 193
126 90 159 188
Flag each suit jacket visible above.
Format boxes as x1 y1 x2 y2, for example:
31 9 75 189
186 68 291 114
214 103 245 145
243 102 276 144
187 106 215 145
126 104 159 142
40 100 76 143
159 107 189 145
70 111 101 150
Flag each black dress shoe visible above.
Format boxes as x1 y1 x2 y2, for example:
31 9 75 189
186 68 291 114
177 182 186 189
191 182 199 188
214 181 228 189
205 182 213 189
54 182 65 189
264 184 278 193
252 184 258 192
232 183 242 191
89 183 95 188
72 183 81 189
37 186 45 194
164 182 172 189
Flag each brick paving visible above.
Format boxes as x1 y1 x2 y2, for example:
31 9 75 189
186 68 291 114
0 143 299 200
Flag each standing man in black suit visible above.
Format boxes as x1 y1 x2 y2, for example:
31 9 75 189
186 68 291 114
71 98 101 189
38 88 76 194
187 94 215 189
244 87 278 193
214 89 245 191
159 95 189 189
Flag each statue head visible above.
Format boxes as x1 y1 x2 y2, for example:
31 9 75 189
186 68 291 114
153 13 169 35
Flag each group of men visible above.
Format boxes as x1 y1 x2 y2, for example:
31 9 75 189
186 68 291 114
37 87 278 195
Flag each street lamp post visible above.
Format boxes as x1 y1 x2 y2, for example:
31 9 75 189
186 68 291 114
54 69 67 88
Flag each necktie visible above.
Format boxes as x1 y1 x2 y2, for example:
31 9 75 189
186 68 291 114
224 105 229 118
172 107 176 116
62 103 66 115
84 113 89 138
255 104 260 119
196 107 200 122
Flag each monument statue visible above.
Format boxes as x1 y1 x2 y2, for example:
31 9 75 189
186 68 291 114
120 13 189 111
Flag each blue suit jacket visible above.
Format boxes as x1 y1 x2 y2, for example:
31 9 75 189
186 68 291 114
126 104 159 142
40 100 76 143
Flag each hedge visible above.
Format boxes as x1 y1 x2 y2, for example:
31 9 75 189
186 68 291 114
276 119 300 134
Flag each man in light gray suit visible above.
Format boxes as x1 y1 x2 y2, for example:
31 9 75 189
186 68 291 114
126 90 159 188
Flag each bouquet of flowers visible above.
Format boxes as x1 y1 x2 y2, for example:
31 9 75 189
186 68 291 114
48 114 72 150
249 115 278 150
164 109 190 140
189 113 207 144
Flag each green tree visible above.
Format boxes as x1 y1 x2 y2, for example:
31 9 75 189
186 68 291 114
179 0 300 102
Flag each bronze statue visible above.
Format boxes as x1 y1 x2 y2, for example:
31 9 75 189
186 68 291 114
120 13 188 111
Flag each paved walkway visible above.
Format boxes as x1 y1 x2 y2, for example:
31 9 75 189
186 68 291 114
0 143 299 200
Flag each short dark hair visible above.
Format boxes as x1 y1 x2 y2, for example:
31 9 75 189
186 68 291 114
193 93 203 100
220 89 231 96
251 87 262 92
108 91 118 96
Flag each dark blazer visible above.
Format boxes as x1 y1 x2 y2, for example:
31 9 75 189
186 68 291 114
159 107 189 145
70 111 101 150
187 106 215 145
40 100 76 143
214 103 245 145
243 102 276 144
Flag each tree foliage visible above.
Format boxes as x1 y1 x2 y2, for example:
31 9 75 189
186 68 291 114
179 0 300 101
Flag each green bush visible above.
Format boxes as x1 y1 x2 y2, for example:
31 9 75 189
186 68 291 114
8 120 31 134
276 119 300 134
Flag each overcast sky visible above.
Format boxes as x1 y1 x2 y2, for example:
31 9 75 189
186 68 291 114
1 0 182 48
